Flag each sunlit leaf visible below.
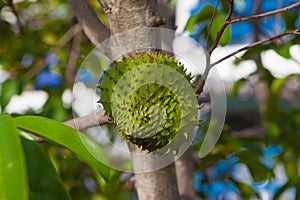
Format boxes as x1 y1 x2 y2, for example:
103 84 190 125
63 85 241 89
265 78 286 120
284 159 298 180
234 44 270 64
184 5 214 32
14 116 110 182
273 42 292 59
282 11 298 30
0 79 18 109
0 114 28 200
229 78 247 96
210 14 231 46
237 150 273 182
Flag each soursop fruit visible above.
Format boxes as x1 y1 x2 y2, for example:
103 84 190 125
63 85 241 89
98 53 198 152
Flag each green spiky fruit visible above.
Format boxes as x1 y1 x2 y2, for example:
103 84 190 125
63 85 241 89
98 53 198 152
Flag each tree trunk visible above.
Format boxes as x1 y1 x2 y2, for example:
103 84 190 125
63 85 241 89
175 148 196 200
98 0 180 199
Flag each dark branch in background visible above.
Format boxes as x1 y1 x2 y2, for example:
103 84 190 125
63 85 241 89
205 0 221 50
7 0 22 33
66 30 81 84
251 0 262 14
7 0 51 47
211 29 300 67
24 24 83 79
230 125 266 138
54 24 83 50
67 0 109 45
196 0 300 97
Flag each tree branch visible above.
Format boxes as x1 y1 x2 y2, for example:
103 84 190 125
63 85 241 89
229 2 300 24
208 0 234 54
196 1 300 96
206 0 221 50
67 0 109 45
210 29 300 67
64 110 111 131
66 30 81 84
230 125 266 138
196 0 234 96
24 24 83 80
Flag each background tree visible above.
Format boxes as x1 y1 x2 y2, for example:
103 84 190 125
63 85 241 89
0 0 299 199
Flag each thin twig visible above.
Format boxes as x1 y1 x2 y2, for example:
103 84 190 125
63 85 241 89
66 30 81 84
196 1 300 96
26 110 111 143
7 0 51 47
206 0 221 50
229 2 300 24
210 29 300 68
24 24 83 79
208 0 234 54
64 110 111 131
196 0 234 96
53 23 82 51
196 52 210 95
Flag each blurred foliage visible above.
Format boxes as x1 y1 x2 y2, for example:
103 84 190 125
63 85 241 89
189 0 300 199
0 0 300 199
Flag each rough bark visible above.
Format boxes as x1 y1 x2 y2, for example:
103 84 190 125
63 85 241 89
175 148 196 200
128 143 179 200
98 0 159 34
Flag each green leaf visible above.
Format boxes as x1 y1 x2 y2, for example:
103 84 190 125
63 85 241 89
14 116 110 182
231 179 259 198
266 123 281 138
0 114 28 200
284 159 298 180
234 44 270 64
282 11 299 30
184 5 214 32
237 150 273 182
273 42 292 59
0 79 18 109
210 14 231 46
221 0 230 13
229 78 247 96
265 78 286 121
20 134 71 200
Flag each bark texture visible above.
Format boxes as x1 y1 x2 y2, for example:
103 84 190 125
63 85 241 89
128 143 179 200
175 148 196 200
98 0 159 34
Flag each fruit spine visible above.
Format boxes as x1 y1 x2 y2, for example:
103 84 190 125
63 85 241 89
98 53 197 152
